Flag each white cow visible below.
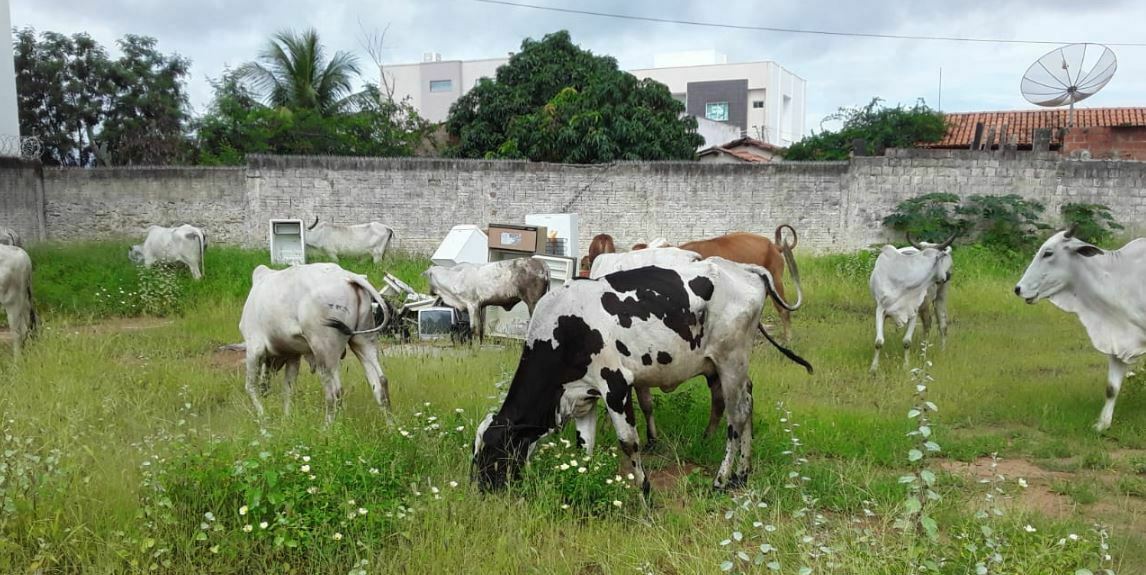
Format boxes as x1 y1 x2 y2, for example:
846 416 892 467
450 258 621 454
0 226 22 248
0 245 36 358
1015 226 1146 431
305 218 394 263
129 224 207 280
425 258 550 343
589 247 701 279
897 242 953 350
239 263 392 423
870 233 956 372
472 257 806 494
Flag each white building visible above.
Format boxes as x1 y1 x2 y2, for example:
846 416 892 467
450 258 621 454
384 53 508 123
384 49 806 146
631 52 806 147
0 0 20 154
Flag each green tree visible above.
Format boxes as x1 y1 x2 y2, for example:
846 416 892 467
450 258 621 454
881 192 964 243
446 31 702 163
785 98 946 161
237 28 360 114
13 28 190 166
1059 202 1123 246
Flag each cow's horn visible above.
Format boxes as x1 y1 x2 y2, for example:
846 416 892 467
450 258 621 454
307 216 319 230
1063 222 1079 238
905 230 925 250
938 231 958 251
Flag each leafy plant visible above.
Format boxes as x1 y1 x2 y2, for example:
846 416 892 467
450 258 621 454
446 30 702 163
957 194 1050 252
784 98 947 161
521 438 639 517
881 192 964 243
1060 203 1123 246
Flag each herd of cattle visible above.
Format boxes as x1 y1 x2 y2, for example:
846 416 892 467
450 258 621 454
0 218 1142 494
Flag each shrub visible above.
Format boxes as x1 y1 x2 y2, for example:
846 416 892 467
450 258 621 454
784 98 946 161
521 438 640 517
1060 202 1123 246
881 192 964 243
883 193 1051 252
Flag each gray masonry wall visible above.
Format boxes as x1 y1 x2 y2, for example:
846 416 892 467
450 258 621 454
0 158 44 244
2 150 1145 255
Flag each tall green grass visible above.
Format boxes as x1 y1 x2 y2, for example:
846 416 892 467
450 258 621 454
1 242 1142 573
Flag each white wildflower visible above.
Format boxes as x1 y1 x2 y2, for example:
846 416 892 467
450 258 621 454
302 455 311 463
1018 478 1028 488
242 524 253 533
204 512 215 522
1069 533 1080 541
307 487 319 495
358 507 368 516
612 500 623 508
559 464 570 471
300 464 311 473
333 532 343 541
449 481 459 488
578 467 587 473
259 521 269 529
239 505 248 516
1024 525 1037 533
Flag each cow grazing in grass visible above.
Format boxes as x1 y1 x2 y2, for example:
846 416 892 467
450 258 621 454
0 226 22 248
239 263 391 423
306 218 395 264
425 258 550 343
129 224 207 280
472 257 806 494
0 245 37 358
869 233 956 372
678 226 799 340
1015 226 1146 431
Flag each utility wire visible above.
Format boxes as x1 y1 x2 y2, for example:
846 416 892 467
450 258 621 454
472 0 1146 47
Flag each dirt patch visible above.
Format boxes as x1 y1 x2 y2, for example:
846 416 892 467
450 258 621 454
939 456 1075 482
211 345 246 371
649 462 702 492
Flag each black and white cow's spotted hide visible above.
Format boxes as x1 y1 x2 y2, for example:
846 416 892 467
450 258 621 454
473 257 803 494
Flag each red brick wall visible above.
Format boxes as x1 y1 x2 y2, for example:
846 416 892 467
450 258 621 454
1062 126 1146 160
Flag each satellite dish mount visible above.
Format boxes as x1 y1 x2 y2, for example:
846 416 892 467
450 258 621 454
1021 43 1117 128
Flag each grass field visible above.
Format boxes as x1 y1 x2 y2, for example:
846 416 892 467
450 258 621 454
1 241 1143 574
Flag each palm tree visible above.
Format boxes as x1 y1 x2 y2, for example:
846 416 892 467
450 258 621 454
238 28 360 115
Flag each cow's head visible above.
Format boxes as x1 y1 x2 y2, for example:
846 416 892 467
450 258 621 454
907 232 956 285
127 245 144 265
1015 225 1104 304
472 412 534 491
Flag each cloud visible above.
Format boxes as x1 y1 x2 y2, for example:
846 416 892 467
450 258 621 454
11 0 1145 130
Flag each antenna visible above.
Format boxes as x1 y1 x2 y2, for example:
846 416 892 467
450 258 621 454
1021 43 1117 127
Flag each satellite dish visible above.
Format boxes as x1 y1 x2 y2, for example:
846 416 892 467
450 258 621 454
1021 43 1117 127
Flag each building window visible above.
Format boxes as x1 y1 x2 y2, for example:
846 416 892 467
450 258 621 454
705 102 729 122
429 80 453 93
752 100 764 109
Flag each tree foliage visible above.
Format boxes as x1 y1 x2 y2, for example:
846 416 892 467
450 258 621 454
194 74 429 165
236 28 361 115
14 28 191 166
446 31 702 163
785 98 946 161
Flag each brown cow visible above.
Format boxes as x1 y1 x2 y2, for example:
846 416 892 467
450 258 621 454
679 226 798 341
587 233 616 268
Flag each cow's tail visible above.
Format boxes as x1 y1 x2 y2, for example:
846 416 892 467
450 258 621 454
195 228 205 277
775 224 798 251
26 286 38 337
757 322 812 374
326 274 391 335
755 248 803 312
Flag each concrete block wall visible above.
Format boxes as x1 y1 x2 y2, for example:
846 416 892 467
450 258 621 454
1 150 1143 255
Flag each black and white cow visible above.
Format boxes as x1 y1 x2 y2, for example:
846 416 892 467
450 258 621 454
472 257 805 494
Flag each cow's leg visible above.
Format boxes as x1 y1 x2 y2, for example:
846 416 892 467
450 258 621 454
188 259 202 280
1096 356 1129 432
316 365 344 426
702 373 726 438
918 298 933 341
870 305 886 373
715 359 752 489
574 404 599 453
466 303 481 346
602 375 649 496
349 335 392 413
935 288 950 351
902 314 919 368
244 346 267 418
282 357 300 416
635 387 658 449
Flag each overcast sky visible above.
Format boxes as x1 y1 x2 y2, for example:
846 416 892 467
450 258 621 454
11 0 1146 133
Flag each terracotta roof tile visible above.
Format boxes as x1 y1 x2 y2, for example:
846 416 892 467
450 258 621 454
931 107 1146 148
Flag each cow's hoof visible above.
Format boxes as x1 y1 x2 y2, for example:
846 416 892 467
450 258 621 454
1093 420 1111 433
642 438 658 453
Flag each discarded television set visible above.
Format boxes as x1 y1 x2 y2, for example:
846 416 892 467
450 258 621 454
417 306 465 340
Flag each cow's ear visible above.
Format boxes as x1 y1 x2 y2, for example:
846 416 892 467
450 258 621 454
1075 245 1104 258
